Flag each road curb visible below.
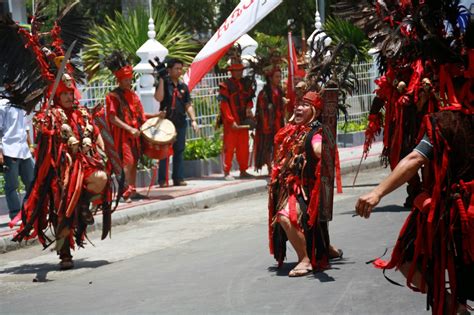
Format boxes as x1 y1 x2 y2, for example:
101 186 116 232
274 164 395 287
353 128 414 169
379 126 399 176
0 180 269 254
0 155 382 254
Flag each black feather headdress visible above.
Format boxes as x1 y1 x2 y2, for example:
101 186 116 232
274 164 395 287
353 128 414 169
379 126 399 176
0 1 90 113
104 51 131 73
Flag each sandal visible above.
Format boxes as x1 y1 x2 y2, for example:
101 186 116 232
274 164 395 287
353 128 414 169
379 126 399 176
289 267 313 277
329 249 344 260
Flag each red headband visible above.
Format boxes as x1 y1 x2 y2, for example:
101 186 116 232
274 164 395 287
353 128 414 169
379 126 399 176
114 65 134 81
303 91 322 110
227 63 244 71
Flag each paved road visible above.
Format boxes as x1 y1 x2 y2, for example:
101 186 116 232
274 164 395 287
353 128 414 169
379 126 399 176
0 167 429 314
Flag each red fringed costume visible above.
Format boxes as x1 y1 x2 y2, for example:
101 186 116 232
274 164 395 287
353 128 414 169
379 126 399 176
14 79 113 246
268 92 341 271
0 2 116 268
105 83 146 186
254 81 285 171
106 88 146 165
333 0 474 311
268 120 333 270
373 110 474 314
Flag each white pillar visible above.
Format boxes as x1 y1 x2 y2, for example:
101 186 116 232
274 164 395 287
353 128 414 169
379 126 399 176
307 1 330 57
8 0 27 24
134 2 168 114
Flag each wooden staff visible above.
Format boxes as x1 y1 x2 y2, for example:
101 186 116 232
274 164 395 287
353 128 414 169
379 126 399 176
319 82 338 221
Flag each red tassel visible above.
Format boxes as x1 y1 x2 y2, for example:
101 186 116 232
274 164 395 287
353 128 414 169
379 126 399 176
335 147 342 194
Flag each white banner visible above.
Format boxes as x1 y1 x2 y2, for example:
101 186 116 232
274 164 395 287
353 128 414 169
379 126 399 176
184 0 282 91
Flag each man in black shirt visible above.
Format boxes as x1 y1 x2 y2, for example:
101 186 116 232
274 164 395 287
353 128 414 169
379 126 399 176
154 58 199 186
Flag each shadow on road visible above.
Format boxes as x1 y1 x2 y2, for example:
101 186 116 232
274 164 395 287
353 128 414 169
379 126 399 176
341 183 380 188
267 258 353 282
371 205 409 214
340 204 409 217
0 259 110 282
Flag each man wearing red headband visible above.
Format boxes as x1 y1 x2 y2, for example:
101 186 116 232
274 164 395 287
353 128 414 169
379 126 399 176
268 91 342 277
14 73 112 270
105 54 147 202
254 67 285 173
218 61 255 180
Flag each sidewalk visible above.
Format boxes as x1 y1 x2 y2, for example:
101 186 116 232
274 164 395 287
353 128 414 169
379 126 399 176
0 141 384 253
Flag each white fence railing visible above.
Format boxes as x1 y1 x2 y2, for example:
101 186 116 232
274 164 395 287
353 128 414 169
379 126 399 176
79 61 377 141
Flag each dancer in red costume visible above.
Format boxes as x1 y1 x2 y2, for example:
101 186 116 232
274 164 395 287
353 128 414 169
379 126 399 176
343 0 474 312
218 53 255 180
269 91 342 277
1 2 115 270
105 51 147 202
356 107 474 314
254 67 285 173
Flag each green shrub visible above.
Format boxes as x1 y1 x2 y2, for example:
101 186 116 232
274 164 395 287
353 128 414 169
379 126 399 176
338 115 368 133
184 133 223 160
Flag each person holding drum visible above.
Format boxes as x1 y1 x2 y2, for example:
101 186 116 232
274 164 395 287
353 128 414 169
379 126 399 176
154 58 199 187
105 51 148 202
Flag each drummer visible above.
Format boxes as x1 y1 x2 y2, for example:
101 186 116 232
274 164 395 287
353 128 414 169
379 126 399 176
105 51 150 202
154 58 199 187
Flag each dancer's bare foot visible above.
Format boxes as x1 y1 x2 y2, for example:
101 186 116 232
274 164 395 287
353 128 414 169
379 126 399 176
289 260 313 277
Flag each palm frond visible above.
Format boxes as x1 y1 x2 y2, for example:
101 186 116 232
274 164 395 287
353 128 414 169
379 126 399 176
307 16 371 111
83 7 199 83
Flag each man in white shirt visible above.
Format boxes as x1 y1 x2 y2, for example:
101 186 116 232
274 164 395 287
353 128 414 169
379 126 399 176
0 84 35 220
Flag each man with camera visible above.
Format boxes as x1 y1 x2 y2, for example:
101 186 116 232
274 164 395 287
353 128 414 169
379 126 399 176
0 81 35 222
153 58 199 187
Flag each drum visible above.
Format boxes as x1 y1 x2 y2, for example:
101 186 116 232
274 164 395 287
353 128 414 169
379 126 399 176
140 118 177 160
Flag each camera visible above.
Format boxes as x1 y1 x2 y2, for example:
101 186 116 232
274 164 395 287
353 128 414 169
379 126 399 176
149 57 168 80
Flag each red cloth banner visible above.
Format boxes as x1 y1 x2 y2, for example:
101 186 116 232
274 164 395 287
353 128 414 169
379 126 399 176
184 0 283 92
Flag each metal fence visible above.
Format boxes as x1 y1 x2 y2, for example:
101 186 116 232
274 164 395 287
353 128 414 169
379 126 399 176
79 61 377 141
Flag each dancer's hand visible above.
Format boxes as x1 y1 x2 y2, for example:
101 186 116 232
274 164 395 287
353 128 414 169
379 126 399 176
129 128 141 138
355 191 381 218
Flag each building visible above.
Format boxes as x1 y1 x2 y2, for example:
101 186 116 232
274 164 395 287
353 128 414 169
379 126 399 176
0 0 27 24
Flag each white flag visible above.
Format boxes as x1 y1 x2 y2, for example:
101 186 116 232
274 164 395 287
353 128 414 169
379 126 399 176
184 0 282 91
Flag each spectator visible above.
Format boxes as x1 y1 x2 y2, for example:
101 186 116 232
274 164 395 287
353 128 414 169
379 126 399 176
154 58 199 187
0 82 35 222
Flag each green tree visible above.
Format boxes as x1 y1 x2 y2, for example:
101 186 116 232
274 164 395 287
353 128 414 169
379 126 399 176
82 6 199 82
215 0 316 37
155 0 220 36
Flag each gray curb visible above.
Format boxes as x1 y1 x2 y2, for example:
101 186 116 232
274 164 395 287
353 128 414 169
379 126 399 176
0 155 382 254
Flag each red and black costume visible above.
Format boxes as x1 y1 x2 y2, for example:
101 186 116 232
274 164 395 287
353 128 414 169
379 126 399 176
254 75 285 171
218 70 254 174
0 2 116 267
334 0 471 208
269 94 332 270
15 81 113 256
373 110 474 313
104 52 147 198
105 84 146 167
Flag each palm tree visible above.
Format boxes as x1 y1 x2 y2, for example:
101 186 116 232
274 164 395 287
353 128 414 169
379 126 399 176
82 6 198 82
307 16 371 106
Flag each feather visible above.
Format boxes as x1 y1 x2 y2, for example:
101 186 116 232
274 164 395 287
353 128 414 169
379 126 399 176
104 51 131 73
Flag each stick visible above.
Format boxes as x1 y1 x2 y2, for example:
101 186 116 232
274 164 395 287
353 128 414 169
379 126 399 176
352 154 364 187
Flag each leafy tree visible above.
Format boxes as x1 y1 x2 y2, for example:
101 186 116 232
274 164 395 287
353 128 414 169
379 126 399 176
155 0 220 37
82 6 199 82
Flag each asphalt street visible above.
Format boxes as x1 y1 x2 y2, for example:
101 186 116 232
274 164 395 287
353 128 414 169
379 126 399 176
0 167 429 315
